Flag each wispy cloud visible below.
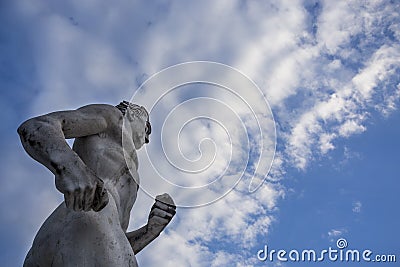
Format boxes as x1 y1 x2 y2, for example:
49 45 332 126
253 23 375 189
1 0 399 266
327 228 348 242
352 201 362 213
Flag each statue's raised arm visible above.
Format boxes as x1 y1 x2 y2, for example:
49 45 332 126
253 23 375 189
17 104 116 211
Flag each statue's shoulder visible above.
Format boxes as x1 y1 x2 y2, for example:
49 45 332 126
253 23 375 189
78 103 120 113
77 104 122 121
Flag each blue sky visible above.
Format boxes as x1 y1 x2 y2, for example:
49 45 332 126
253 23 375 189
1 0 399 266
267 113 400 266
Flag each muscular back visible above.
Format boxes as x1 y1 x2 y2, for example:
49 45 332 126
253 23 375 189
19 102 175 267
18 104 128 212
73 132 139 230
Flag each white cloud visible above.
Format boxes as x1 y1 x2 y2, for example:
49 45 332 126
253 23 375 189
277 2 400 170
319 133 336 154
327 228 348 242
2 0 400 266
352 45 400 100
378 83 400 116
338 120 366 137
328 229 344 237
317 1 359 54
352 201 362 213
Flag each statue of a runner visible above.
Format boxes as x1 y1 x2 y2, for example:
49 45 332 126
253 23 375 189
18 101 176 266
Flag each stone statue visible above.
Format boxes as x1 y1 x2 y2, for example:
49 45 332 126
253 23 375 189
18 101 176 266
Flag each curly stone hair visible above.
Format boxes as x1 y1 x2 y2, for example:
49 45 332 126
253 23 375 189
115 101 149 118
116 101 151 136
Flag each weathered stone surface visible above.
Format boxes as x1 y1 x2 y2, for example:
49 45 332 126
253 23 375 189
18 102 176 267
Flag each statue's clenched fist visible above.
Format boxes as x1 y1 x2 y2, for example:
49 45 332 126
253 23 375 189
55 166 109 212
147 193 176 236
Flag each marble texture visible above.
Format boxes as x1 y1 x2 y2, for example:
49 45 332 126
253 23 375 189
18 102 176 267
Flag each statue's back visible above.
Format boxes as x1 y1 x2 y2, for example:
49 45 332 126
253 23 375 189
24 133 139 267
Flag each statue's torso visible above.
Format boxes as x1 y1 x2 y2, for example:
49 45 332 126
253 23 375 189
24 131 139 267
73 132 139 231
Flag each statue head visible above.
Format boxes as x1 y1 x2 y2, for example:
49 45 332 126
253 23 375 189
116 101 151 149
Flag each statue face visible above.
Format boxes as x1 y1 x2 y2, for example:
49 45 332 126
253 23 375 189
125 110 151 149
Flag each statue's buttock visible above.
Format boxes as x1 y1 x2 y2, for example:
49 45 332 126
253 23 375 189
24 192 138 267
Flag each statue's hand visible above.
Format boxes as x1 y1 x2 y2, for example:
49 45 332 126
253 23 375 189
147 193 176 236
55 166 109 212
